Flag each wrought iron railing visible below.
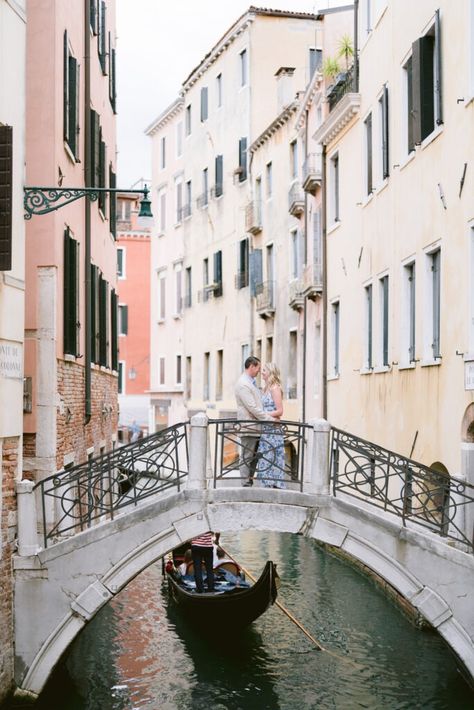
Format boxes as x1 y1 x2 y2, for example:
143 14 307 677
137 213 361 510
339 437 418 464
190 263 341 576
210 419 310 490
35 422 189 547
245 200 262 234
327 66 354 111
331 428 474 552
255 280 275 314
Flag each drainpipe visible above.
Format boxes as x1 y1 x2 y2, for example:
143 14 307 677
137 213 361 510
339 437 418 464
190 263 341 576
301 109 309 423
353 0 359 92
84 0 92 424
322 143 327 420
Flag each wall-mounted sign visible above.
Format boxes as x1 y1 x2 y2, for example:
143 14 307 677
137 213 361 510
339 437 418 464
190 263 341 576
0 340 23 380
465 360 474 390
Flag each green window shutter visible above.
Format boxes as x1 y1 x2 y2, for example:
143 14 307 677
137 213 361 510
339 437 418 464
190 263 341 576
121 304 128 335
382 86 389 179
108 34 117 112
90 264 98 363
90 110 100 188
215 155 223 197
249 248 262 296
68 55 78 157
0 125 13 271
434 9 443 126
111 289 118 370
63 228 79 356
99 1 107 74
99 274 108 366
63 31 69 143
109 167 116 238
99 135 106 212
238 138 247 182
90 0 98 35
412 35 435 144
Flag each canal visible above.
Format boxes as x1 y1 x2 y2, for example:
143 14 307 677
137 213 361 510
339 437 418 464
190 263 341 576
24 532 474 708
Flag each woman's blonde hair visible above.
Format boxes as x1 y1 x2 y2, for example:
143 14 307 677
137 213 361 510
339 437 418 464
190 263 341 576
264 362 282 389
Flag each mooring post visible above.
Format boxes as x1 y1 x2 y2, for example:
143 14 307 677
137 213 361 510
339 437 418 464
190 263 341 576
187 412 208 490
304 418 331 496
16 480 40 556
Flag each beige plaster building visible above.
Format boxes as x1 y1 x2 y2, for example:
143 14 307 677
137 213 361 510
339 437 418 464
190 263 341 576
315 0 474 481
24 1 118 510
147 6 323 427
0 0 26 699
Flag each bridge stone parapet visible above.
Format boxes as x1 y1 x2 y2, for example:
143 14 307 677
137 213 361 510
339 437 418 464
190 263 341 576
13 484 474 697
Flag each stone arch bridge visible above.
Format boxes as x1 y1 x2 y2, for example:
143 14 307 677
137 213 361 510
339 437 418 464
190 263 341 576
14 415 474 698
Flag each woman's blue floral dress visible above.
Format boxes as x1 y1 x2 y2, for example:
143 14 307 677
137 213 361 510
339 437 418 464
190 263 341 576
256 390 285 488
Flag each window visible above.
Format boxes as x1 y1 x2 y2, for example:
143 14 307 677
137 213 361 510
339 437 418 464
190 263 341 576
241 344 249 371
98 128 107 213
117 198 131 222
403 56 415 154
238 138 247 182
186 356 192 399
237 238 249 289
204 352 210 399
159 191 166 233
98 274 108 367
402 261 416 364
266 336 273 362
175 179 183 223
118 304 128 335
290 229 300 280
288 331 297 398
213 250 223 297
90 0 98 34
200 86 208 122
266 162 272 198
379 86 389 180
98 0 107 73
176 122 183 157
240 49 248 87
266 244 275 283
184 180 192 218
411 11 442 144
111 289 118 371
63 227 80 356
91 264 99 363
380 275 389 367
159 357 165 385
159 276 166 321
214 155 223 197
63 31 80 159
428 249 441 359
331 301 340 376
108 33 117 113
117 247 125 278
160 136 166 169
118 361 125 394
330 153 340 223
365 284 373 370
216 349 223 400
255 177 262 224
290 141 298 179
216 73 223 107
364 112 373 195
255 338 262 362
175 265 182 315
109 167 116 238
201 168 209 207
185 267 192 308
185 104 192 136
176 355 182 385
309 48 323 78
202 257 209 302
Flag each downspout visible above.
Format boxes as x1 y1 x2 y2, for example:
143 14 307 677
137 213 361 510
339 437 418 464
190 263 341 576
301 109 309 423
353 0 359 92
84 0 92 424
322 143 327 420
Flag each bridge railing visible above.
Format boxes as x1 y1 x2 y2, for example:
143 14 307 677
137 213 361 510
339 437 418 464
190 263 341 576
209 419 311 490
34 422 189 548
331 428 474 553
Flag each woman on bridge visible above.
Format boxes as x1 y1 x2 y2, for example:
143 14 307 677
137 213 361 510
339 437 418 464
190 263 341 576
256 363 286 489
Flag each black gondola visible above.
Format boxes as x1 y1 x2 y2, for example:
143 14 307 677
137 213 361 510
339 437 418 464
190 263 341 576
165 553 279 628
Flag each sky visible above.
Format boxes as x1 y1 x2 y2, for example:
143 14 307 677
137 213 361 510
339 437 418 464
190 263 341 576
116 0 349 187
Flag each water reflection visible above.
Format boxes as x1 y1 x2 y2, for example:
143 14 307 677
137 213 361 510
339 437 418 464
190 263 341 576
33 531 473 710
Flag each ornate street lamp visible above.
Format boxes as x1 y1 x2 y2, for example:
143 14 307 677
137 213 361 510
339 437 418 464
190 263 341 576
23 185 154 226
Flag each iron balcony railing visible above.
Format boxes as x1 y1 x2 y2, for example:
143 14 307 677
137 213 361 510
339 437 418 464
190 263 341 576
210 418 310 490
288 182 305 216
34 423 189 547
255 280 275 316
302 262 323 296
245 201 262 234
331 428 474 553
327 66 354 111
288 278 305 310
302 154 322 193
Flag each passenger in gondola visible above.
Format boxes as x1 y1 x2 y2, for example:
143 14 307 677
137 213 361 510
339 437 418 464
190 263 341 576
178 548 192 577
191 531 215 593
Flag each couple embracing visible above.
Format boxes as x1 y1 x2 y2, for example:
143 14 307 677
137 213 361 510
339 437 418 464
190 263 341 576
234 356 285 489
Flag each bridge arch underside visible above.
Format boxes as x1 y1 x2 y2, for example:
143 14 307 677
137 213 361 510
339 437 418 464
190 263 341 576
14 489 474 697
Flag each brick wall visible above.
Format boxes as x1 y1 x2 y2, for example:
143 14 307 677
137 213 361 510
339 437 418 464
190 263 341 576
0 437 18 702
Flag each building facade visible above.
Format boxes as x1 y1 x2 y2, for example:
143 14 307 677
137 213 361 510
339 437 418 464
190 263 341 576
147 7 322 427
116 190 151 435
315 0 474 482
0 0 26 699
24 0 118 523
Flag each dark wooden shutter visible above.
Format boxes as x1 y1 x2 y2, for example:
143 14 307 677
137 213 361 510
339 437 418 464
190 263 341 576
249 248 262 296
90 0 98 34
215 155 223 196
200 87 208 121
111 289 118 371
412 35 434 144
365 113 372 195
63 31 69 142
238 137 247 182
213 250 222 296
382 276 389 366
91 264 98 363
99 1 107 73
63 228 79 355
435 9 443 125
99 274 108 365
366 285 372 369
109 167 116 238
109 35 116 113
382 85 389 179
121 304 128 335
68 55 78 157
90 109 100 187
0 125 13 271
98 131 106 212
432 251 441 358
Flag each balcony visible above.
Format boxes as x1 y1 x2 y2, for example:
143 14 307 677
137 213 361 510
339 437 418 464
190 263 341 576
196 191 209 209
302 262 323 299
210 184 223 199
327 67 354 111
288 278 305 311
255 280 275 318
302 154 322 194
198 282 223 302
245 201 262 234
288 183 304 217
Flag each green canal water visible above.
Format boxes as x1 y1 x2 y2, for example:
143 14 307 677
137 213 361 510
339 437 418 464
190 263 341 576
29 532 474 708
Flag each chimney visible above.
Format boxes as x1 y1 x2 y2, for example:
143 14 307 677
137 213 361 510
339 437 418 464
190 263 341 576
275 67 295 111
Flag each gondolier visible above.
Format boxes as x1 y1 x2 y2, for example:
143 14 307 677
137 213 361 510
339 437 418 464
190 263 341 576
191 531 215 593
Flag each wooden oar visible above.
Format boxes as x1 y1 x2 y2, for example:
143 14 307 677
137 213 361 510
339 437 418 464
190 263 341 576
219 544 361 669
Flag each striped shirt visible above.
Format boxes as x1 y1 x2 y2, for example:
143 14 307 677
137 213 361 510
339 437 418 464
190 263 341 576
191 532 213 547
